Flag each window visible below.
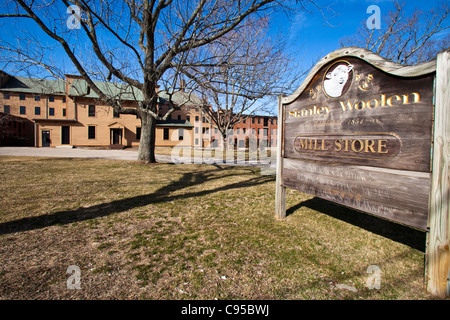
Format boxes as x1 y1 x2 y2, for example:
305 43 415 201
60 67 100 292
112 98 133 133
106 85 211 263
237 128 240 134
263 128 268 136
35 107 41 115
88 126 96 139
263 118 268 127
113 109 120 118
49 108 55 116
62 97 66 103
186 116 190 122
179 129 184 141
243 128 246 134
49 96 55 102
62 108 66 117
20 106 26 114
88 105 96 117
136 127 141 140
20 94 25 100
252 117 255 124
3 105 10 114
163 128 170 140
195 127 198 134
3 93 10 100
195 116 199 122
35 95 40 101
177 115 181 120
258 118 261 124
195 138 199 145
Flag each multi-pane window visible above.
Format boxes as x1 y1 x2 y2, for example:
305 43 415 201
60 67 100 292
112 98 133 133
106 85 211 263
19 94 25 100
20 106 26 114
163 128 170 140
35 107 41 115
49 96 55 102
62 108 66 117
88 126 96 139
88 105 96 117
136 127 141 140
35 95 40 101
3 93 10 99
49 108 55 116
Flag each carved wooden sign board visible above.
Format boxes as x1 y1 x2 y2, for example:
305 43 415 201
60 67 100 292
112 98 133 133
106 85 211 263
275 47 450 298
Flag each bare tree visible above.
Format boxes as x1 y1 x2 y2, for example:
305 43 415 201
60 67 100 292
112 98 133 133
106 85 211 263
184 19 280 148
340 0 450 64
0 0 314 163
178 16 308 153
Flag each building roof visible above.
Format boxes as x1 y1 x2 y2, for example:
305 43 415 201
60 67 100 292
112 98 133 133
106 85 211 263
156 119 194 128
0 76 66 95
68 78 145 101
158 90 204 107
0 72 203 107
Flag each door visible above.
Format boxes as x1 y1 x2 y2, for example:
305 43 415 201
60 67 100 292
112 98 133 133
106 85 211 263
111 128 122 145
61 126 70 145
42 131 50 147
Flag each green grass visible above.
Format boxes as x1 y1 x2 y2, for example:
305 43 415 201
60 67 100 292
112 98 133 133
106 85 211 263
0 156 436 300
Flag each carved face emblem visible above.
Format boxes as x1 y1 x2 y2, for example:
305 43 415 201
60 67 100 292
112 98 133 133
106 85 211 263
323 62 354 98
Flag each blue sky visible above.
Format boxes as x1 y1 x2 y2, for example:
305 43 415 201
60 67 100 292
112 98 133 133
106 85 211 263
269 0 450 66
1 0 448 82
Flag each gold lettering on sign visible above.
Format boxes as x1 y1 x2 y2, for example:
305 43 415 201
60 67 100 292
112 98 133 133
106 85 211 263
289 105 330 118
296 138 391 154
333 139 389 154
292 133 401 160
356 73 374 91
339 92 420 112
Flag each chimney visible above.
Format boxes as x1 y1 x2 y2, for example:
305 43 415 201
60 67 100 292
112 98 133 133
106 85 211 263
179 79 186 92
0 70 11 88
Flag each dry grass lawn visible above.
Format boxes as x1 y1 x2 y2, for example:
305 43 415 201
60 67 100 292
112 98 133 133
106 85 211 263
0 156 437 300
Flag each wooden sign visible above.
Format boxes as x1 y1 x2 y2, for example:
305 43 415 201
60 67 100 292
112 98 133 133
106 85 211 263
275 47 450 298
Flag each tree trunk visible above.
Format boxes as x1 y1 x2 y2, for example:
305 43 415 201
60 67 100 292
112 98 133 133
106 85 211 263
138 112 156 163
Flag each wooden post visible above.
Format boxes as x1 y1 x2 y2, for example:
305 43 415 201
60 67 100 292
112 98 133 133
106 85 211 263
275 95 286 219
426 50 450 298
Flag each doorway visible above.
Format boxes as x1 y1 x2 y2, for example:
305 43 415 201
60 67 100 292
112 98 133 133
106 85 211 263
42 130 50 147
61 126 70 145
110 128 123 145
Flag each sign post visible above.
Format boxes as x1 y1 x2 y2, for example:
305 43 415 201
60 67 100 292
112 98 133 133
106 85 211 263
426 50 450 298
275 47 449 298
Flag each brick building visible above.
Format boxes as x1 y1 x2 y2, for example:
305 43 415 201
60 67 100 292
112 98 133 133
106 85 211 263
0 71 277 149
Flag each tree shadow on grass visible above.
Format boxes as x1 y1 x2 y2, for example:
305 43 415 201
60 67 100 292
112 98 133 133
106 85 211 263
287 197 427 252
0 165 274 236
